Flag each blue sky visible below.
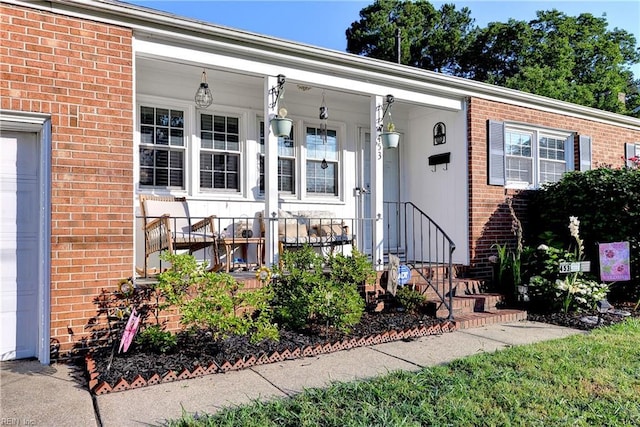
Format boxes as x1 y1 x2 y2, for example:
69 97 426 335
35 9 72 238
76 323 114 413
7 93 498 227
125 0 640 76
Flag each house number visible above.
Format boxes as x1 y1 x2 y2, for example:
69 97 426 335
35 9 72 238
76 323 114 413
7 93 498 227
377 140 382 159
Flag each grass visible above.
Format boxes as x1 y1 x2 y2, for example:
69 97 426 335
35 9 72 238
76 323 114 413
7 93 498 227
169 319 640 427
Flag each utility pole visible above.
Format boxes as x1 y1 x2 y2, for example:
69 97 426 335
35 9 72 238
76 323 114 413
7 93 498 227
395 27 401 64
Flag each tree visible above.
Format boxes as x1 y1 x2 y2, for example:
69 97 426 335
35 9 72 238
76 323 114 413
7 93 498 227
346 0 474 74
346 2 640 116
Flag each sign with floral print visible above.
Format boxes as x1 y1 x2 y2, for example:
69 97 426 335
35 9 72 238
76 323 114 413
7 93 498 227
599 242 631 281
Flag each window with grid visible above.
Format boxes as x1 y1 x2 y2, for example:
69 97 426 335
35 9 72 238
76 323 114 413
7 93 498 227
306 127 338 196
200 114 241 191
258 120 295 194
539 135 566 184
139 106 185 188
505 130 533 185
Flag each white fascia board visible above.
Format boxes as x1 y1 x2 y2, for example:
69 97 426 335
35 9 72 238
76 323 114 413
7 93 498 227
134 38 462 111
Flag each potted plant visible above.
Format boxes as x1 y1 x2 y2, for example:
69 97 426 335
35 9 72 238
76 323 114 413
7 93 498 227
381 122 400 149
270 107 293 137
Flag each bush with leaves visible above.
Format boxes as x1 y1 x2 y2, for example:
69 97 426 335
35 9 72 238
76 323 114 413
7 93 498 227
156 253 279 343
135 324 177 354
270 245 365 332
529 166 639 301
394 286 426 314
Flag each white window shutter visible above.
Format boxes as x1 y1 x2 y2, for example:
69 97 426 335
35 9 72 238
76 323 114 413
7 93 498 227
488 120 505 186
578 135 591 171
625 143 639 167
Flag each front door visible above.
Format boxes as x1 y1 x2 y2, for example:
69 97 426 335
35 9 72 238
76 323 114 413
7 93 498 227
0 131 40 360
357 130 400 257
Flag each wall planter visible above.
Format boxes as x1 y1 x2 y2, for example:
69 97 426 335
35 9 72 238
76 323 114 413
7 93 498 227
270 117 293 137
381 131 400 149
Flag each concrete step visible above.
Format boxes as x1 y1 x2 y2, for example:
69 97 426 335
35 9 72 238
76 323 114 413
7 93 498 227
454 309 528 330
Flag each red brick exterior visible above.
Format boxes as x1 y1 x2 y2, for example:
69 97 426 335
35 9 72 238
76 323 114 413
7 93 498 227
467 97 640 280
1 4 134 356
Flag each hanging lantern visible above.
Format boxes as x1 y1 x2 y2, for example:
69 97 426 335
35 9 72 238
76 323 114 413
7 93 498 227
194 70 213 109
319 91 329 168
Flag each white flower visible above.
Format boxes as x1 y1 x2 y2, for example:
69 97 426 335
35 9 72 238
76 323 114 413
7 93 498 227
568 216 580 239
537 244 549 251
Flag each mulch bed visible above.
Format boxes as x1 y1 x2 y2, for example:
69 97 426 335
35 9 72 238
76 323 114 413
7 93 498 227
87 312 453 394
86 302 640 395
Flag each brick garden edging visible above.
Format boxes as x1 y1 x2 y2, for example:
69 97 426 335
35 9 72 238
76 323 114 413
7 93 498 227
87 320 457 395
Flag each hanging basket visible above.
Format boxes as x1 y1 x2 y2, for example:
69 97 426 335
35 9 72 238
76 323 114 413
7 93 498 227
270 117 293 137
381 132 400 149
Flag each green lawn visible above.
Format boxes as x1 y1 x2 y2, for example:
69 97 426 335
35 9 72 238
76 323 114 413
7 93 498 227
170 319 640 427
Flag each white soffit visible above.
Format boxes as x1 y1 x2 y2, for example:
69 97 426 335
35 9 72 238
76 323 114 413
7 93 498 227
133 38 463 112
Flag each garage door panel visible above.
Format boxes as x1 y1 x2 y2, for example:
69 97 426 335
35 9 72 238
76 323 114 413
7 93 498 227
0 131 40 361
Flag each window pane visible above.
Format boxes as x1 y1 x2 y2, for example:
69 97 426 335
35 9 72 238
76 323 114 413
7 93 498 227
201 131 213 149
140 167 153 185
141 126 154 144
227 117 238 134
140 148 154 166
169 169 183 187
506 157 532 184
201 114 213 131
214 115 226 133
156 128 169 145
169 150 183 169
170 129 183 146
156 109 169 126
306 160 337 195
200 153 212 171
540 160 565 184
200 170 212 188
155 150 168 168
140 106 154 125
155 169 168 186
170 110 183 128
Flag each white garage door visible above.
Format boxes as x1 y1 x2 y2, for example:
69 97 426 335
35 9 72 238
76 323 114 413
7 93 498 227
0 131 40 361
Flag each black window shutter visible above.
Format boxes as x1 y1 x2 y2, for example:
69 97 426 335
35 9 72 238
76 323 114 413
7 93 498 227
487 120 505 186
579 135 592 171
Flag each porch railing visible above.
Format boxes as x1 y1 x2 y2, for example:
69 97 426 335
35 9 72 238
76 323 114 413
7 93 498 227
383 202 457 320
138 206 455 319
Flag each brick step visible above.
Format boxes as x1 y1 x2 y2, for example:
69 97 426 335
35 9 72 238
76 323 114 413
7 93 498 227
454 309 528 330
429 293 505 317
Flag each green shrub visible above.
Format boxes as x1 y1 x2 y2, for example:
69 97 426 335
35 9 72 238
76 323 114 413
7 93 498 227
156 253 279 343
135 324 176 354
271 245 365 332
394 286 425 313
529 167 640 301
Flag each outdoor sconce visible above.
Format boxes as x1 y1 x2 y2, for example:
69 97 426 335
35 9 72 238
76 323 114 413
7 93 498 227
269 74 293 137
194 70 213 109
377 94 399 149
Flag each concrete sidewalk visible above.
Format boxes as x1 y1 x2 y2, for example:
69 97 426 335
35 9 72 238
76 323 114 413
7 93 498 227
1 321 585 426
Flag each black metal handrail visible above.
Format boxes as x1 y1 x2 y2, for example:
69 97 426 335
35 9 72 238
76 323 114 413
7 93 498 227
383 201 456 320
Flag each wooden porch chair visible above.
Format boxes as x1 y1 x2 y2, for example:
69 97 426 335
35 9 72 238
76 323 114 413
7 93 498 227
139 195 220 275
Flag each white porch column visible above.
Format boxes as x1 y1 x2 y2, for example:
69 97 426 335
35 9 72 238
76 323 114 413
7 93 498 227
263 76 280 267
370 95 385 270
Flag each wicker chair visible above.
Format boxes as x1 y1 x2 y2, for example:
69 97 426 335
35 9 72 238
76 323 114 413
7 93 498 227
139 195 220 276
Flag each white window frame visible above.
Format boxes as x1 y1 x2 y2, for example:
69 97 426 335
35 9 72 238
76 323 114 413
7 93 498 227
134 95 193 194
198 111 243 194
503 124 573 189
258 118 297 197
303 123 341 198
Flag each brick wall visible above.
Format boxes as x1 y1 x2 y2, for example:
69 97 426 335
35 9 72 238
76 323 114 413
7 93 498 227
467 97 640 280
1 4 134 357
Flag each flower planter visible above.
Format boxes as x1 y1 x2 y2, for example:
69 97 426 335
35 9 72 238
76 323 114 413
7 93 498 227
270 117 293 137
381 131 400 149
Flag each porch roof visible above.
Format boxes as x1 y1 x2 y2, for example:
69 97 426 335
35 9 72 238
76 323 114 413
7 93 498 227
16 0 640 130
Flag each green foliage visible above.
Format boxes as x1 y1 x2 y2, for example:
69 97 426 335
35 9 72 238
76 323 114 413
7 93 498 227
529 167 640 301
156 253 279 343
325 249 376 288
346 2 640 116
168 319 640 427
135 324 176 354
271 245 365 332
394 286 425 313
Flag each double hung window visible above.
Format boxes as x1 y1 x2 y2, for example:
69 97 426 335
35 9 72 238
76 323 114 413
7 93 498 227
200 114 241 191
139 106 185 188
306 127 338 196
489 120 581 188
258 120 296 194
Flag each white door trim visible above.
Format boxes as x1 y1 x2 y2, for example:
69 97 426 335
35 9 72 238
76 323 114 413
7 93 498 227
0 110 52 364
